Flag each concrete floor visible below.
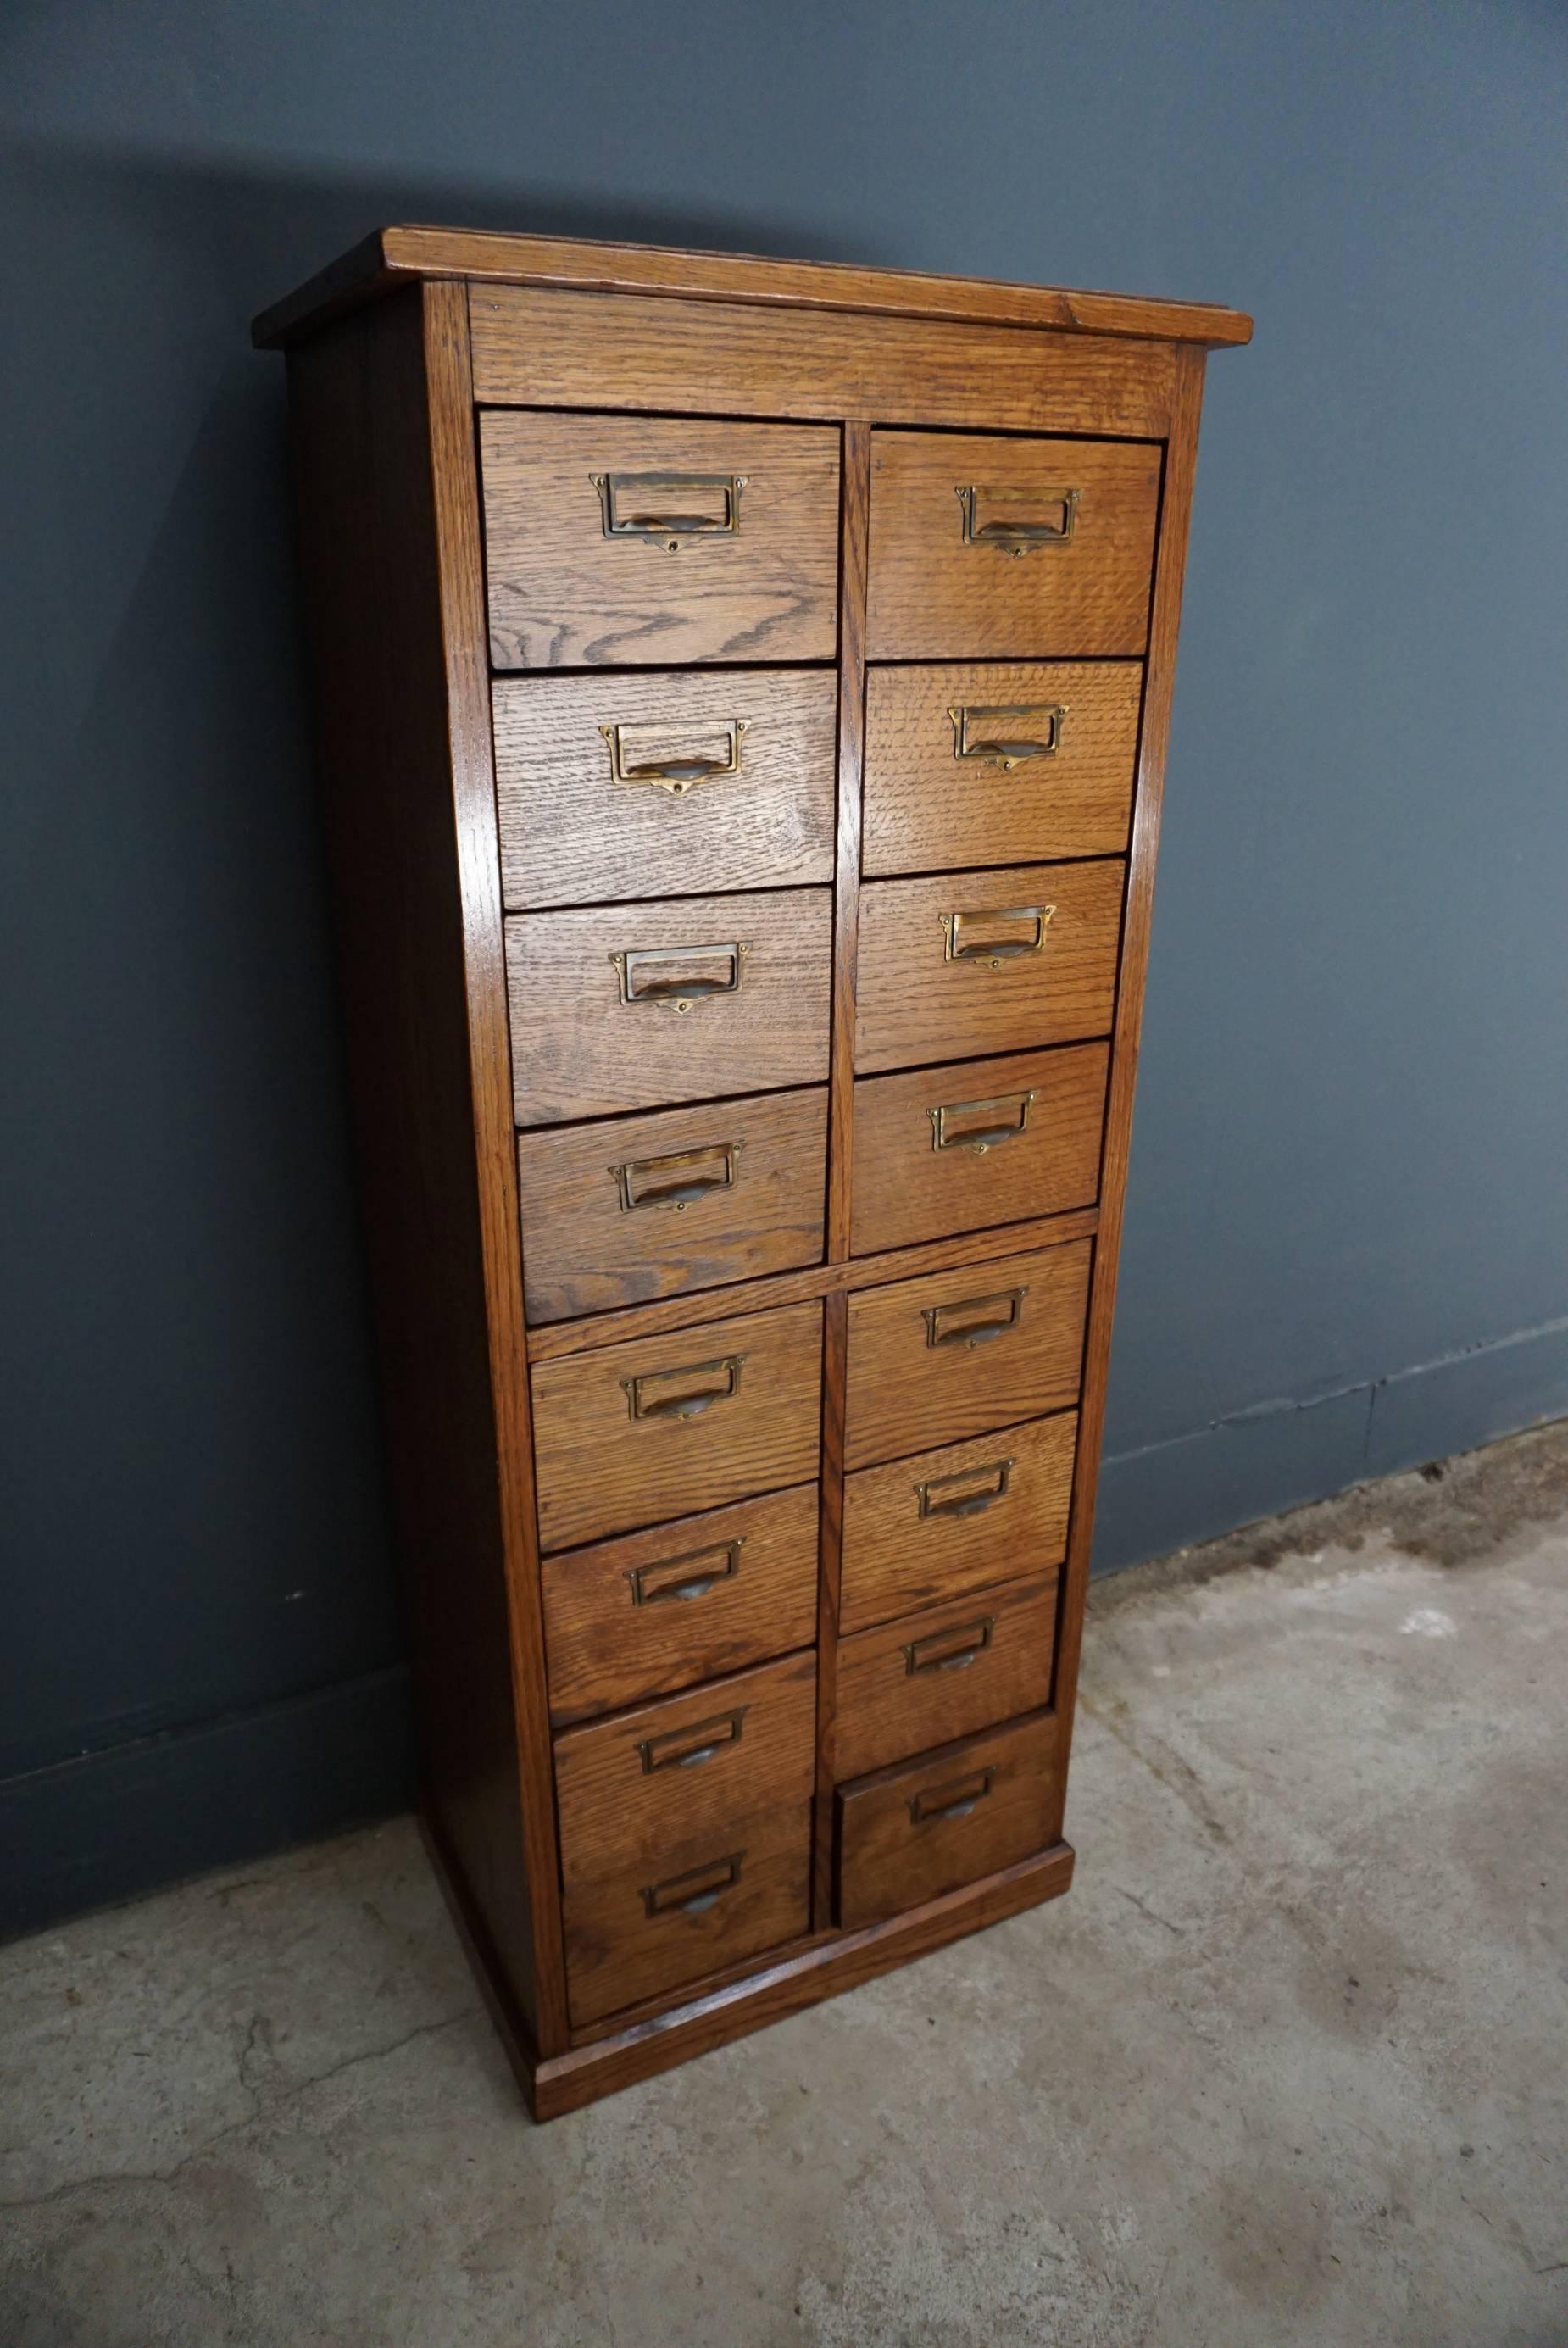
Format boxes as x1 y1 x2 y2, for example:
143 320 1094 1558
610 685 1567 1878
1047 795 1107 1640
4 1427 1566 2348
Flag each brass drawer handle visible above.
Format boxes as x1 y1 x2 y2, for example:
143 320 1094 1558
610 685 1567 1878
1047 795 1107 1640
938 905 1054 968
641 1850 744 1917
609 940 750 1011
626 1537 745 1608
922 1286 1027 1351
909 1767 996 1826
915 1457 1015 1521
620 1351 745 1422
636 1706 747 1775
592 470 747 552
904 1615 995 1677
927 1090 1037 1156
956 482 1079 554
948 703 1067 769
609 1139 742 1214
599 717 748 797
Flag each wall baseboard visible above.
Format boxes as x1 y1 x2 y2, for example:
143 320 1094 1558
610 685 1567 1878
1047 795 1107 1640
0 1666 416 1944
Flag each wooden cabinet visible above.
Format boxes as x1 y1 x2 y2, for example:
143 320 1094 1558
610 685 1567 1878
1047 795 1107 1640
257 227 1248 2118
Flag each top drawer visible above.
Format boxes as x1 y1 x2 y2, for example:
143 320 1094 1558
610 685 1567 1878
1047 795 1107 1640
481 415 841 669
866 431 1160 660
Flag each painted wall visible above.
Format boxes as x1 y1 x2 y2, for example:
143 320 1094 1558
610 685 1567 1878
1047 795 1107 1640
4 0 1566 1930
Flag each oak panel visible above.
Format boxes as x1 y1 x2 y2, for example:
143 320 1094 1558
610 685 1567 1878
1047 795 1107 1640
863 661 1142 876
516 1086 827 1324
835 1712 1064 1930
834 1572 1059 1779
850 1042 1109 1256
867 432 1160 660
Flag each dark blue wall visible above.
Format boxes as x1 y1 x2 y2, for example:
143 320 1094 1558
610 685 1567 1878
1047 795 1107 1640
4 0 1566 1931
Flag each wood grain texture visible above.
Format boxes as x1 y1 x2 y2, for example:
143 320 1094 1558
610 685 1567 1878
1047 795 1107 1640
480 412 839 669
844 1239 1092 1472
523 1205 1100 1362
850 1041 1109 1256
507 886 831 1127
531 1298 823 1551
840 1410 1078 1634
867 432 1160 660
811 1286 849 1925
863 661 1142 876
854 861 1124 1074
835 1711 1065 1931
254 225 1253 351
284 284 568 2056
492 667 837 908
516 1085 827 1324
833 1572 1058 1778
467 285 1182 438
553 1650 817 1892
826 423 871 1266
540 1483 820 1725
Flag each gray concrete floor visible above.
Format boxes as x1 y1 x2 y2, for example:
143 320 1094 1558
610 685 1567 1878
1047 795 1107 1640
4 1425 1566 2348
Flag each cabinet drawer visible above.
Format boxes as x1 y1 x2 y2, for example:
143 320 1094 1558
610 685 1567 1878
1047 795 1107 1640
850 1043 1107 1257
532 1300 822 1551
563 1804 811 2028
844 1242 1090 1472
835 1573 1058 1779
863 661 1141 876
553 1650 817 1894
841 1412 1078 1634
507 888 831 1127
517 1087 827 1325
866 431 1159 660
481 414 840 670
542 1484 820 1725
494 668 838 909
856 862 1122 1075
835 1712 1064 1931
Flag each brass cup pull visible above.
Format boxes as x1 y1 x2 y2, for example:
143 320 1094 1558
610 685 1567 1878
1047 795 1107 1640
909 1767 996 1826
609 940 750 1011
922 1286 1027 1352
938 905 1054 969
642 1851 744 1918
600 717 748 796
592 470 747 551
927 1091 1037 1156
904 1615 995 1677
609 1139 742 1214
915 1457 1015 1521
948 704 1067 769
956 482 1080 554
637 1706 747 1775
620 1351 745 1422
627 1537 744 1608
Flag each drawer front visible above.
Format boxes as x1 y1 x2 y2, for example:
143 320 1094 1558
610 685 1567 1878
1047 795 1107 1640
553 1650 817 1893
844 1242 1090 1472
532 1299 822 1551
563 1804 811 2028
835 1572 1058 1779
850 1043 1108 1257
836 1713 1064 1931
508 887 832 1127
494 668 838 909
866 431 1159 660
863 661 1142 876
541 1483 820 1725
840 1411 1078 1635
855 862 1122 1074
481 414 840 669
518 1087 828 1325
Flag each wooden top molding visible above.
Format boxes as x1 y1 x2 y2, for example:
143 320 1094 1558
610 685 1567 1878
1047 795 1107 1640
252 224 1254 353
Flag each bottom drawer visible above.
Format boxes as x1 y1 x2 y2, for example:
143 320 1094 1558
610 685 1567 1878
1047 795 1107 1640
835 1713 1063 1932
563 1804 812 2028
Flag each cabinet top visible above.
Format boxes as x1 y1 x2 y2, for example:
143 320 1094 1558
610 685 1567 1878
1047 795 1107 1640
252 224 1252 353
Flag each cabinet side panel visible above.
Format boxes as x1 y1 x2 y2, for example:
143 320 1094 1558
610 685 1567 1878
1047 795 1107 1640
286 286 557 2051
